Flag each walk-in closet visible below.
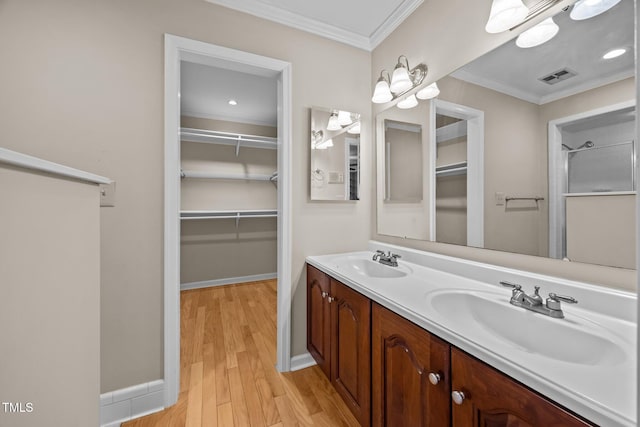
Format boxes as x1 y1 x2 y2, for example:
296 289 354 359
179 60 278 289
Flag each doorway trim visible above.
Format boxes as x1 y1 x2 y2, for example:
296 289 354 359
429 99 484 247
164 34 293 406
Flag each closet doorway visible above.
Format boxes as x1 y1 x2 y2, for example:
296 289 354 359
164 35 292 407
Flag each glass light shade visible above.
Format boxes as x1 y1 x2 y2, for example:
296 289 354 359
390 65 412 93
372 79 393 103
485 0 529 33
315 138 334 150
337 110 353 126
327 113 341 131
397 94 418 110
570 0 621 20
347 121 361 134
515 17 559 48
416 82 440 100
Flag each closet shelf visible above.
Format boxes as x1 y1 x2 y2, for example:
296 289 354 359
180 127 277 155
436 121 467 144
436 161 468 177
181 209 277 227
181 170 277 181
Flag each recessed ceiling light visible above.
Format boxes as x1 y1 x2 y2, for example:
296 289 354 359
228 99 238 106
603 48 626 59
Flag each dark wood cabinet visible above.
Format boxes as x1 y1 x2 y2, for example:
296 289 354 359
307 263 597 427
307 264 331 377
330 278 371 427
306 265 371 426
451 349 594 427
372 303 451 427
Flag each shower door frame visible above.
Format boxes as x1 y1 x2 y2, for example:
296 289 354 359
548 99 635 259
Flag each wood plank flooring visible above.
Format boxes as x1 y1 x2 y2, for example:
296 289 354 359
122 280 359 427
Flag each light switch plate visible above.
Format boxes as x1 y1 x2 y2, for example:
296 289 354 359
495 192 505 206
100 182 116 207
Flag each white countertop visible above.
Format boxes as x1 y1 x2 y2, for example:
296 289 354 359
307 243 637 427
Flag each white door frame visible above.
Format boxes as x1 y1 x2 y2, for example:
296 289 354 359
164 34 293 406
429 99 484 247
547 99 635 259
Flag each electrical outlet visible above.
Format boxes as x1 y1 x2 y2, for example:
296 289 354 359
495 192 505 206
100 182 116 207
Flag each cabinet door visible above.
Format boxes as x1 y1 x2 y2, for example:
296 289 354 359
331 279 371 427
307 265 331 378
372 303 450 427
451 349 594 427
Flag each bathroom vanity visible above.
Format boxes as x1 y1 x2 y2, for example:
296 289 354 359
306 243 637 427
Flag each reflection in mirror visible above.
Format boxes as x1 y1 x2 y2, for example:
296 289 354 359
384 119 423 202
376 0 635 269
310 107 360 201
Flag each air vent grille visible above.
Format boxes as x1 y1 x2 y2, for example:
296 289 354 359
538 68 577 85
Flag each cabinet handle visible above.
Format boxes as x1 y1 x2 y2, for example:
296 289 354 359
451 390 465 405
428 372 441 385
327 296 333 303
321 291 328 299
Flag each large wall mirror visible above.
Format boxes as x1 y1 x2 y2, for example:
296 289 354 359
376 0 636 269
311 107 361 201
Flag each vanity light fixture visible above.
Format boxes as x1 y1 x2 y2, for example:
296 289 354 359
515 17 559 48
371 56 427 104
416 82 440 100
397 94 419 110
485 0 564 34
337 110 353 126
485 0 530 33
570 0 621 20
347 121 361 135
326 111 341 131
602 47 626 59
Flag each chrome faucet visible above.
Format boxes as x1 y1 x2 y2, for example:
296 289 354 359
372 250 401 267
500 281 577 319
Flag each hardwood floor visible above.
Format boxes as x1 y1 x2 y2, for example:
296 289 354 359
122 280 359 427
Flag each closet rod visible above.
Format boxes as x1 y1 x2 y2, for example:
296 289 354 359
180 128 277 150
180 170 276 181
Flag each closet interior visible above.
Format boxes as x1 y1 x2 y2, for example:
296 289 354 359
435 112 468 246
179 61 278 289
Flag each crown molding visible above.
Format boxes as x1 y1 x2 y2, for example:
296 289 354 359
369 0 423 50
204 0 423 51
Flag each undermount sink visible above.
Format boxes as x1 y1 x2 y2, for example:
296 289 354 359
335 256 411 279
427 289 626 366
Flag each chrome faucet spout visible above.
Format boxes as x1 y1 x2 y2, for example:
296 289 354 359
499 281 577 319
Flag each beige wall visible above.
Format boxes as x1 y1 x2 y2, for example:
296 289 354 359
386 126 422 201
180 117 278 284
372 0 636 292
0 0 371 392
0 165 100 426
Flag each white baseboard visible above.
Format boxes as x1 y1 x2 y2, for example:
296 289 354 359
180 272 277 290
290 352 316 371
100 380 165 427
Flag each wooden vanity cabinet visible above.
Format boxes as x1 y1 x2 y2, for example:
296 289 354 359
307 264 597 427
451 349 594 427
306 265 371 426
372 303 451 427
307 264 332 377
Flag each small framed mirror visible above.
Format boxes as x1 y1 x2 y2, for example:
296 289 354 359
310 107 361 201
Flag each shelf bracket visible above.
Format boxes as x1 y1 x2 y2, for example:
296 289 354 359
235 136 242 157
235 212 240 229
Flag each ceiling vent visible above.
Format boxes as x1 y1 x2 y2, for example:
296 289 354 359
538 68 578 85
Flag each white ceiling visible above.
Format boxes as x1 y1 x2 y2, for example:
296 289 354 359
203 0 423 51
180 61 277 126
451 0 634 105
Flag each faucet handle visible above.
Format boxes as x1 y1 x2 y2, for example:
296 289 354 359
499 281 522 290
391 253 401 259
376 250 386 255
546 293 578 311
548 293 578 304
